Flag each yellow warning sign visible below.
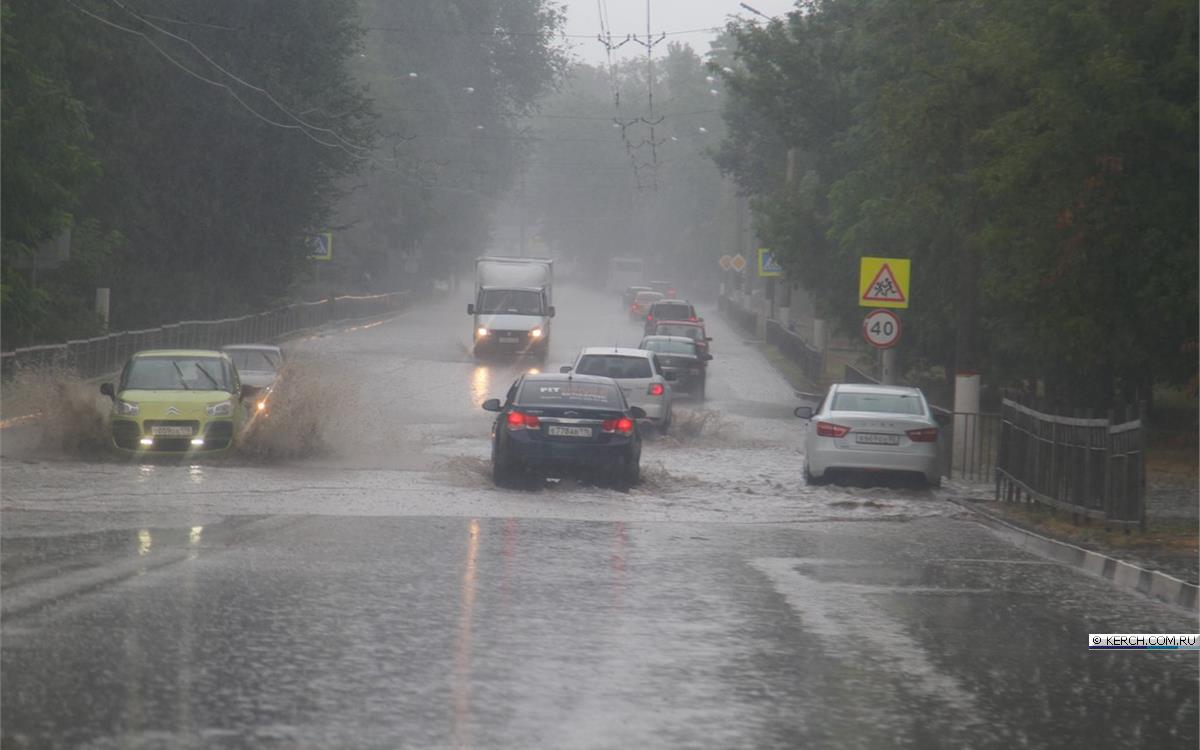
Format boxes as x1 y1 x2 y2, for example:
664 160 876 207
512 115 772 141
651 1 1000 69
859 257 910 309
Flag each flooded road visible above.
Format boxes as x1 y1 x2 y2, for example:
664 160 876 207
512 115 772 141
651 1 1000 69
2 285 1197 749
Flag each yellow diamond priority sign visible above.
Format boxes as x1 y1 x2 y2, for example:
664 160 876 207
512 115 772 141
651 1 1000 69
859 256 909 309
718 254 733 271
730 254 747 273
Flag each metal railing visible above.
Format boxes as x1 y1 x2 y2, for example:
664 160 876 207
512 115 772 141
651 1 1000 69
764 319 824 385
1 291 410 381
996 399 1145 528
717 295 757 335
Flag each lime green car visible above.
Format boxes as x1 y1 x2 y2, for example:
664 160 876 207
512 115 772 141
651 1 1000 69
100 350 257 455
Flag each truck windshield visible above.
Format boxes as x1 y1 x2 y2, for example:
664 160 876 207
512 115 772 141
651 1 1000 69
478 289 543 315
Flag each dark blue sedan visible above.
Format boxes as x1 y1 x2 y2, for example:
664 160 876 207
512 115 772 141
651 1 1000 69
482 373 646 488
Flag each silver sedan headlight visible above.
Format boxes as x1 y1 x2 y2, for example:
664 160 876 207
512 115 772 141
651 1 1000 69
114 400 139 416
206 400 233 417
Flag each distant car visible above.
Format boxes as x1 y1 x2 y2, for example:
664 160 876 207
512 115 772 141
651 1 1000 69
561 347 675 432
794 383 942 487
648 280 677 299
482 373 646 488
100 350 257 455
643 299 699 334
638 335 710 399
622 285 654 311
222 344 282 416
629 290 664 321
650 320 712 357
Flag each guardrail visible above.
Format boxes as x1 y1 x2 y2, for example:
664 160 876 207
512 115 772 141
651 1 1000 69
1 291 410 381
996 399 1145 528
764 319 824 385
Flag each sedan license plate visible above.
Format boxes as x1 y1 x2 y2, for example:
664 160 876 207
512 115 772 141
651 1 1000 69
498 337 519 343
547 425 592 438
855 433 899 446
151 425 193 437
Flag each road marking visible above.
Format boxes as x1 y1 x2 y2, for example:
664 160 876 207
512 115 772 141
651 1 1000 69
751 557 981 714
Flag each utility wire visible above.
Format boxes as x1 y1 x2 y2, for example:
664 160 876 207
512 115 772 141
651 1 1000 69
68 1 366 159
108 0 369 153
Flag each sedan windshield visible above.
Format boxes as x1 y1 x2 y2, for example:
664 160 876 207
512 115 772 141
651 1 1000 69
226 350 279 372
641 340 696 356
655 324 701 340
518 381 624 409
831 392 924 415
478 289 543 315
575 355 652 379
123 357 230 391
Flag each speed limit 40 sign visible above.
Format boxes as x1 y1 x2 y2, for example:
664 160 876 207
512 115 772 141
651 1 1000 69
862 309 901 349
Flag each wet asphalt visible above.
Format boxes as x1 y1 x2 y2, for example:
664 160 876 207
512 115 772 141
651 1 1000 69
2 284 1197 749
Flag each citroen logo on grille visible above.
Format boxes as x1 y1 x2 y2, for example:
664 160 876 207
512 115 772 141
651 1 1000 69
166 406 181 416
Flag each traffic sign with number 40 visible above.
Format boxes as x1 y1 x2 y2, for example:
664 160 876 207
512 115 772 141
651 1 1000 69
862 309 901 349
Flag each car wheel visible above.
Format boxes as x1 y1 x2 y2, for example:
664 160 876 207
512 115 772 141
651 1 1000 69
804 462 827 486
492 448 519 487
659 410 671 435
926 474 942 489
696 378 706 400
614 454 640 489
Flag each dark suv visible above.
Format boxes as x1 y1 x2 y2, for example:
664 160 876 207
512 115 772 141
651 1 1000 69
643 300 699 334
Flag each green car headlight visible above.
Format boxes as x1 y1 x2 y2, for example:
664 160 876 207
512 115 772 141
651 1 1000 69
206 400 233 417
114 400 139 416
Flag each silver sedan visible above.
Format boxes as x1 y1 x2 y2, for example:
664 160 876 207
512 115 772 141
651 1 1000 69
794 383 942 487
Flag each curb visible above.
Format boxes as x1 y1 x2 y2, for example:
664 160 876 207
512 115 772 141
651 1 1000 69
949 498 1199 613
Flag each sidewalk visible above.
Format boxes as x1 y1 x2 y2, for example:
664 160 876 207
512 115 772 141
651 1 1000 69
717 299 1199 590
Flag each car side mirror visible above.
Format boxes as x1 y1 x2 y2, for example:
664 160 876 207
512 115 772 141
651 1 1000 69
100 382 115 399
467 303 475 315
482 398 502 412
240 384 261 401
663 372 677 382
547 306 556 318
629 406 647 419
794 406 813 419
559 366 572 373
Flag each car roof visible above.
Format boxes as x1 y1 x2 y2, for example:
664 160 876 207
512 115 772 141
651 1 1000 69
478 285 545 292
625 285 652 291
634 290 663 298
831 383 924 397
641 335 695 345
222 344 282 353
655 319 703 327
132 349 226 359
651 299 693 307
578 347 654 359
522 373 618 386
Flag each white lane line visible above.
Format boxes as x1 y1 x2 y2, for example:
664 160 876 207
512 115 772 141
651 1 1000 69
751 557 981 714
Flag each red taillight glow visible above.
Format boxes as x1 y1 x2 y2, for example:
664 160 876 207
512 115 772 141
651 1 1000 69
816 421 851 438
506 411 540 430
602 417 635 435
648 383 665 396
646 315 653 322
688 315 697 322
906 427 939 443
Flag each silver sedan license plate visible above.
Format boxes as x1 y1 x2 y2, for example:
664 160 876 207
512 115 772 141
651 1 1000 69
548 425 592 438
855 433 899 446
498 337 519 343
151 425 193 437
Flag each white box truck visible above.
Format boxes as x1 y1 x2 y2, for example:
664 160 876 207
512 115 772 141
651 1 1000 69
467 257 554 357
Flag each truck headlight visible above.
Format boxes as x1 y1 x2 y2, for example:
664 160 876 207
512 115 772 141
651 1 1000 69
206 400 233 417
529 327 543 338
476 327 489 338
115 400 139 416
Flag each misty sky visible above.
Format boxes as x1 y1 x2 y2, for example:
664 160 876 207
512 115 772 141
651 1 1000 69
560 0 799 63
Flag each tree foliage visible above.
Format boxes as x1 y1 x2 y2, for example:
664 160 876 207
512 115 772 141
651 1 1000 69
716 0 1197 407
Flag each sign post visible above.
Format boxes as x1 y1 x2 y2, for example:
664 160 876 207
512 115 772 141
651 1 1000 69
859 257 911 385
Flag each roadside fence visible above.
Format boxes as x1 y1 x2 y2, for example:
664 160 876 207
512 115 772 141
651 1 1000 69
764 319 824 386
996 399 1146 528
1 291 410 381
717 294 757 336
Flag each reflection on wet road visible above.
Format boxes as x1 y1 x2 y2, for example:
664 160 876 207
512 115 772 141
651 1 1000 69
1 285 1196 748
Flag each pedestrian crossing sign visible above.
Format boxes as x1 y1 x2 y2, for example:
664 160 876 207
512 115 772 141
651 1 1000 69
859 257 909 308
309 232 333 261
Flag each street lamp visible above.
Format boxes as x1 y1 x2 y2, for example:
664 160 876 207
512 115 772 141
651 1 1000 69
738 3 772 20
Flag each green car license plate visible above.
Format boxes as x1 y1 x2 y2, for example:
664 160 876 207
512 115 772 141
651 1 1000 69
151 425 193 437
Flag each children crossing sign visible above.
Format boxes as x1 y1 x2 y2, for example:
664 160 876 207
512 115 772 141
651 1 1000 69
859 257 909 308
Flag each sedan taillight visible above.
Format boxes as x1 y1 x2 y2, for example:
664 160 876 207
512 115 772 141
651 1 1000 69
815 421 851 438
648 383 665 396
602 417 635 435
906 427 939 443
506 411 541 430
